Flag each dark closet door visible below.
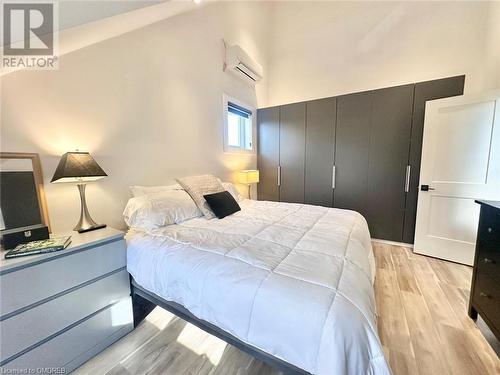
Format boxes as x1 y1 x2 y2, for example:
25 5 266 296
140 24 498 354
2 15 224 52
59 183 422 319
402 75 465 243
366 85 414 241
257 106 280 201
334 92 372 216
305 98 336 207
279 102 306 203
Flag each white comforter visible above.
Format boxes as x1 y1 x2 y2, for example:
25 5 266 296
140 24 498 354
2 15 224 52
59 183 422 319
126 199 391 375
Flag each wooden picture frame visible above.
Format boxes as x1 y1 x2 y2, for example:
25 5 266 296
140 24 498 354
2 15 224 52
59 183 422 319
0 152 51 232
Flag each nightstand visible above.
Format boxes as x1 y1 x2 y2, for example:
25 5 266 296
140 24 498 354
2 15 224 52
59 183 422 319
0 227 133 373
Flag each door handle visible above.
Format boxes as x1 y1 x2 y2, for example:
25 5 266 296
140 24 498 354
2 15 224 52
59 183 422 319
332 165 336 189
277 166 281 187
420 184 435 191
405 165 411 193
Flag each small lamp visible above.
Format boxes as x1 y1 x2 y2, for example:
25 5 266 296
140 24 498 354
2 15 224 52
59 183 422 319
237 169 259 199
51 151 107 233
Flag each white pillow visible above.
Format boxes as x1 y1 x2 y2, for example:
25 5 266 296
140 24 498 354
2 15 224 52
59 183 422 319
123 189 201 229
222 182 243 202
129 184 183 197
176 174 225 219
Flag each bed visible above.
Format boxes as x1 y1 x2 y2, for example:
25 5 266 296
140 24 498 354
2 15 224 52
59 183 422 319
126 198 391 375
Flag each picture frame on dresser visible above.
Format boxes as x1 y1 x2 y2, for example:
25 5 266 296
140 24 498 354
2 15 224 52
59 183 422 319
1 152 51 250
0 152 51 232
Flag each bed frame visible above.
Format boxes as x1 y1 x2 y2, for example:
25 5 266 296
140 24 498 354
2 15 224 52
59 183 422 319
130 277 311 375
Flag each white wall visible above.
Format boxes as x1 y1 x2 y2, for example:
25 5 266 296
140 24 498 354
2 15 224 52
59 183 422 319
485 1 500 89
265 1 492 106
0 1 270 232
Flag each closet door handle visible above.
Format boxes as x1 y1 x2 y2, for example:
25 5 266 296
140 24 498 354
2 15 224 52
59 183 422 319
332 165 336 189
405 165 411 193
277 166 281 187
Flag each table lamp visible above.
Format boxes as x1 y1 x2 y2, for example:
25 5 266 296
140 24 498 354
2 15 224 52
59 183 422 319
51 151 107 233
237 170 259 199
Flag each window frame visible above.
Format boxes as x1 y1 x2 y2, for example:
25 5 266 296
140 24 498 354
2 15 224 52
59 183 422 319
223 94 256 154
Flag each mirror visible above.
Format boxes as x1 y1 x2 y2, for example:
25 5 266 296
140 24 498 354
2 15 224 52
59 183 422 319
0 152 51 234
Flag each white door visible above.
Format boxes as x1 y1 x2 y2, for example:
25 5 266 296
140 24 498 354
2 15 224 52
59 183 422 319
414 91 500 265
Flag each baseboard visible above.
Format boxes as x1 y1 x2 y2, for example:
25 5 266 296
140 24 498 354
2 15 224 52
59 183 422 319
371 238 414 248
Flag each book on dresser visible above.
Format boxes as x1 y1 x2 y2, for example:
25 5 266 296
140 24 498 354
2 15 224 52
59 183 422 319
469 200 500 342
4 236 71 259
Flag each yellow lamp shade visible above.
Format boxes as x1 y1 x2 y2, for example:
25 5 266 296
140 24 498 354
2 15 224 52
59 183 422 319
238 170 260 184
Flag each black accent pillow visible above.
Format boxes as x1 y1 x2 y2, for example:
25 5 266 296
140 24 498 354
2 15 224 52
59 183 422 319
203 190 241 219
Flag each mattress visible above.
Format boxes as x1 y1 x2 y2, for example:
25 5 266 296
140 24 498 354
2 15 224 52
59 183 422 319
126 199 391 375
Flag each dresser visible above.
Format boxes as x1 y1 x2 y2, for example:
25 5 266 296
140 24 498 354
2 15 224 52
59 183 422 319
0 227 133 373
469 200 500 341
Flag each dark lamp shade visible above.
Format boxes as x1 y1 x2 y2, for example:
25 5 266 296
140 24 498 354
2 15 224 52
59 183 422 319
51 151 107 183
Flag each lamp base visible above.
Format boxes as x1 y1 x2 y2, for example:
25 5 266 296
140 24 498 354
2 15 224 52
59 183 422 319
74 184 106 233
76 223 107 233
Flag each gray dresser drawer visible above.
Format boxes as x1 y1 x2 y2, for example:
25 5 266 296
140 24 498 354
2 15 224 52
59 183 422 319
1 298 133 373
0 269 130 363
0 239 126 317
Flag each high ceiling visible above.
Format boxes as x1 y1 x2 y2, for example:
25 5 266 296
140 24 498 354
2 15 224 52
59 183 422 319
58 1 166 31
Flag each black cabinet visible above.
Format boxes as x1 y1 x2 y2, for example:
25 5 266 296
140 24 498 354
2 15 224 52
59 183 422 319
257 75 465 243
257 107 280 202
469 200 500 341
365 84 414 240
334 85 414 241
335 91 372 217
305 98 336 207
279 103 306 204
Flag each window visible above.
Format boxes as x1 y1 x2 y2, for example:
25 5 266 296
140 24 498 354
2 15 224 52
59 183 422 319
223 95 255 153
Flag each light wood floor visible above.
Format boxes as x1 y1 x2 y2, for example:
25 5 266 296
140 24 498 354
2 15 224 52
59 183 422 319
373 242 499 375
74 243 500 375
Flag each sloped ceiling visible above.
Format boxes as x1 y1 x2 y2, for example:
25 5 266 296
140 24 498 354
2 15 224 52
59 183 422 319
1 0 207 75
58 1 165 31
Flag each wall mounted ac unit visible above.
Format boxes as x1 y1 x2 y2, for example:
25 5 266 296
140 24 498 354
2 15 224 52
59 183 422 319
224 43 263 84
